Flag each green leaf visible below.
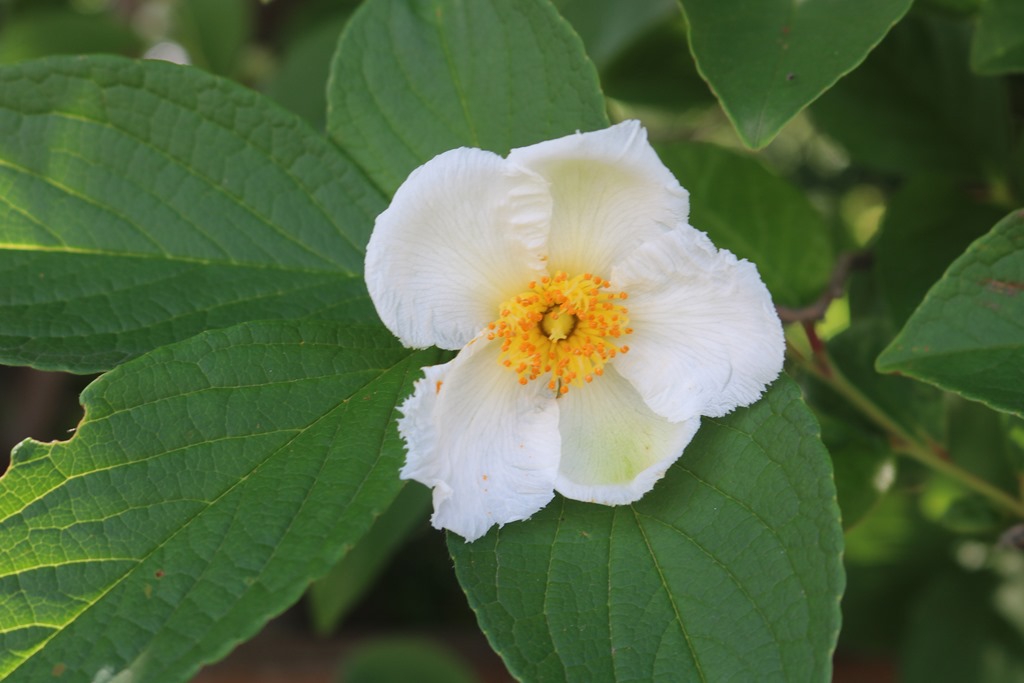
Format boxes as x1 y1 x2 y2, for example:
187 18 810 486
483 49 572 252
450 376 844 682
875 177 1008 328
308 483 431 634
552 0 678 69
326 0 609 194
601 15 716 111
679 0 912 148
658 142 834 308
877 210 1024 418
901 571 1024 683
970 0 1024 75
0 320 439 682
811 14 1010 179
0 55 385 373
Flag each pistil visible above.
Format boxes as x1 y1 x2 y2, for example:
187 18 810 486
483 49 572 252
487 271 632 393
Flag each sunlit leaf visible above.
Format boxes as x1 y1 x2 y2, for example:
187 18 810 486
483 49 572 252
0 321 438 682
0 56 384 373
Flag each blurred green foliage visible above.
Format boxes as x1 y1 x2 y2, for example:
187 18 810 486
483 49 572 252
1 1 1024 681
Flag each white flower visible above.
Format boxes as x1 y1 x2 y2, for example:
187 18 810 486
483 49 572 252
365 121 784 542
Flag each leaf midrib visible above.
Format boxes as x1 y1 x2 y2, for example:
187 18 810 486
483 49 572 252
879 340 1023 370
0 242 355 276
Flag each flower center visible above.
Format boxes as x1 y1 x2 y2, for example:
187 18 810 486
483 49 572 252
487 271 632 394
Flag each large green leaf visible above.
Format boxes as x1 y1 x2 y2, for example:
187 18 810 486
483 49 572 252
658 142 834 308
0 320 438 682
450 376 844 682
0 56 385 373
877 210 1024 417
326 0 608 194
679 0 912 148
970 0 1024 75
811 14 1010 179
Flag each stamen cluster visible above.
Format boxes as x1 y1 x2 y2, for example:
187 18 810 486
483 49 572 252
487 271 632 394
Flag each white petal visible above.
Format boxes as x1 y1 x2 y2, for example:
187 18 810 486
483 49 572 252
365 148 551 350
398 338 561 542
506 120 688 276
555 366 700 504
613 226 785 421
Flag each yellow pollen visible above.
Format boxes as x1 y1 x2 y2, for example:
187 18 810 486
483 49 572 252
489 270 632 394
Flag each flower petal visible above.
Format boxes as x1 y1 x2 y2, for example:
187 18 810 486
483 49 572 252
365 148 552 350
555 366 700 505
398 338 561 542
613 226 784 421
506 120 688 276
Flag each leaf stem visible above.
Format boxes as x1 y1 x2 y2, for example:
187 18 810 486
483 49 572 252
776 251 872 323
791 325 1024 519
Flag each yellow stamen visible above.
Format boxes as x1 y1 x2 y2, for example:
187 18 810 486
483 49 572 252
489 271 632 394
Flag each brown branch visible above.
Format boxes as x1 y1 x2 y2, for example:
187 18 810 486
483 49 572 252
776 249 873 323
